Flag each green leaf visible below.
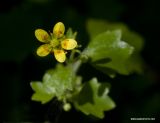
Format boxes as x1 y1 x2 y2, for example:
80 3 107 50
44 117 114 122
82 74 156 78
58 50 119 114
30 64 75 103
42 64 75 99
30 82 55 104
86 19 144 74
83 30 134 75
86 19 144 51
66 28 77 39
73 78 115 119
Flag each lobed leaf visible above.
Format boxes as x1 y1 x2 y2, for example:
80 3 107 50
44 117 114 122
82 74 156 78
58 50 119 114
30 82 55 104
42 64 75 98
30 64 75 103
86 19 144 74
73 78 115 119
83 30 134 75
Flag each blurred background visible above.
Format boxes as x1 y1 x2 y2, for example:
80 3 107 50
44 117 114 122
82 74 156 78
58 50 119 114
1 0 160 122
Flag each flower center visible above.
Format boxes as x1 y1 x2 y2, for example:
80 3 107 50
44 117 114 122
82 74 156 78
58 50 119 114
50 39 59 48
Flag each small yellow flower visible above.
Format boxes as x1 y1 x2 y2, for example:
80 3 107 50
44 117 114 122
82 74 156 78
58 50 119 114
35 22 77 63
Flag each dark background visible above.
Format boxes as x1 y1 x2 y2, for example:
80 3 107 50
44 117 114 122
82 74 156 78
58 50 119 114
1 0 160 122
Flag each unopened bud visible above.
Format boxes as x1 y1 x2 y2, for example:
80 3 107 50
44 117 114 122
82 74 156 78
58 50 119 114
63 103 71 111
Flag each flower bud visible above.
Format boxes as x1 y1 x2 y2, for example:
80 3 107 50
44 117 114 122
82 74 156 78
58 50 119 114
63 103 71 111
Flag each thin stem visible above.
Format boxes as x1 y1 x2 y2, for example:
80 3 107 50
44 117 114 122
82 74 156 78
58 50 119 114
69 49 81 62
72 59 82 73
69 50 76 62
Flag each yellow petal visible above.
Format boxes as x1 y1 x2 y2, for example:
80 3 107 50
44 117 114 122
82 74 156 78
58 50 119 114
61 39 77 50
53 22 65 38
35 29 49 42
37 44 51 57
53 49 66 63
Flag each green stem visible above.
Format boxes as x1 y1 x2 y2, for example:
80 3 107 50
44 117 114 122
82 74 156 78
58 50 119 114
72 59 82 73
69 49 81 62
69 50 76 62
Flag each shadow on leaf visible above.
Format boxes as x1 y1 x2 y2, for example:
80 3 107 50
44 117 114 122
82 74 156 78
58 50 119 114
77 82 94 105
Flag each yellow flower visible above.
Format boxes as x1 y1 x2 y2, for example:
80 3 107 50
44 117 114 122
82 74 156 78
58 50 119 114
35 22 77 63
